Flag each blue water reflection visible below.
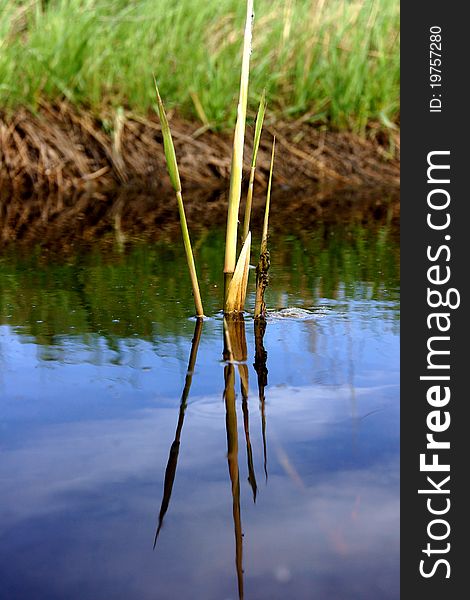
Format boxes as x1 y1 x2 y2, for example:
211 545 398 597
0 227 399 600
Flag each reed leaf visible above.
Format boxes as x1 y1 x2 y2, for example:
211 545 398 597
243 89 266 241
261 136 275 253
154 80 181 193
154 79 204 318
224 0 254 305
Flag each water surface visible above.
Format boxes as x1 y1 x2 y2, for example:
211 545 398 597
0 220 399 599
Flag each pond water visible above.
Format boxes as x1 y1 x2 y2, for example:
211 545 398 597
0 218 399 600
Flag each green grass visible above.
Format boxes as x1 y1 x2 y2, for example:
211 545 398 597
0 0 399 133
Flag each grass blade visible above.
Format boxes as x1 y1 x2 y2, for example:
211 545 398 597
243 89 266 241
261 136 275 253
154 80 181 193
154 79 204 318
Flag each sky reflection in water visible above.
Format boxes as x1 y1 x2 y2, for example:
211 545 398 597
0 223 399 600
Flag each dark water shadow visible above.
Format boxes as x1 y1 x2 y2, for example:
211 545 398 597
240 361 257 503
254 319 269 481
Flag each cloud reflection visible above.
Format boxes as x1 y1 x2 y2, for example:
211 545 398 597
1 378 398 600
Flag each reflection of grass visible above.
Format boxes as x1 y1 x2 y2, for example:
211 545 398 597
0 0 398 133
269 221 400 306
0 223 399 346
254 319 269 480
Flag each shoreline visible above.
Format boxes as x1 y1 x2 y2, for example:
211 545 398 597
0 102 399 195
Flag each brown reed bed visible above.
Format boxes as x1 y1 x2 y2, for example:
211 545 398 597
0 102 399 196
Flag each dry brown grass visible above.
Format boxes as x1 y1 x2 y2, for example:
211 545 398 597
0 102 399 196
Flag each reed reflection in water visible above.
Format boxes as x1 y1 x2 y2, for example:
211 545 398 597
155 315 269 599
154 318 204 547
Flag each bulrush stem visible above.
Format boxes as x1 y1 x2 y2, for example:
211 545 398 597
254 137 275 319
224 0 254 308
